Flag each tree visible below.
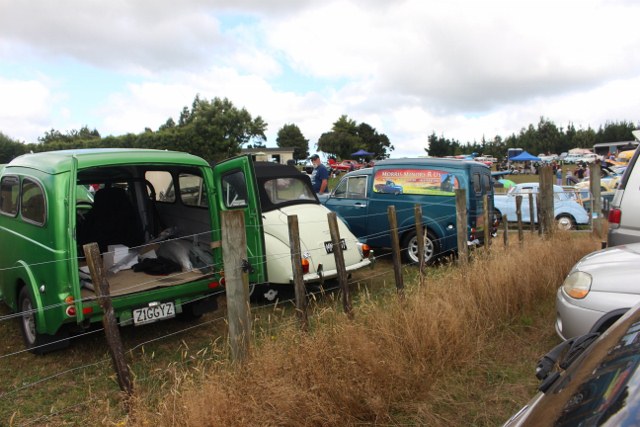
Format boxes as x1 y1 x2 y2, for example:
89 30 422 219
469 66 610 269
165 96 268 162
276 124 309 161
317 115 393 159
425 133 461 157
357 123 393 159
0 132 28 163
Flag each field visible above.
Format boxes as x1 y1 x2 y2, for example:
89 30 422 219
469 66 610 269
0 231 600 426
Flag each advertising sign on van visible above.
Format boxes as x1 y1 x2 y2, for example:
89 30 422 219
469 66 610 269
373 169 460 196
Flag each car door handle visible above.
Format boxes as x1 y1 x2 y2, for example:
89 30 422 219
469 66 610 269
354 202 367 208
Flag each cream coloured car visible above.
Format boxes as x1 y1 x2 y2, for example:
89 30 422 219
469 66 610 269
254 162 372 295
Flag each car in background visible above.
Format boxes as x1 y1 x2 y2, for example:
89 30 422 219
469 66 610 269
504 300 640 426
253 162 371 297
609 140 640 246
493 182 589 230
555 243 640 341
333 160 363 173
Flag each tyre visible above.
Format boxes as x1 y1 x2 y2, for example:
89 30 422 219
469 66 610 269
493 209 503 225
555 215 576 231
178 295 218 321
402 229 438 264
18 287 69 354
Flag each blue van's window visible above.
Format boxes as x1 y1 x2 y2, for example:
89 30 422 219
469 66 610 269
0 175 19 217
21 178 46 225
472 173 481 194
482 174 492 194
334 176 367 199
372 169 459 196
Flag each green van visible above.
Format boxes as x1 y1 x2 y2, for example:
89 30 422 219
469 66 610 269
322 157 495 263
0 149 266 353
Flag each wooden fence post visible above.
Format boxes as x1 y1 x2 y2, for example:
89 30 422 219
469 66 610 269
483 194 490 251
502 214 509 247
388 206 405 296
528 192 535 234
536 192 543 237
327 212 352 318
540 167 555 236
221 210 251 363
590 162 602 220
516 195 524 246
83 243 133 397
287 215 308 332
413 204 426 280
455 189 468 266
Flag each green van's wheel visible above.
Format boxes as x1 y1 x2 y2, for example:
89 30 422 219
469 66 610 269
402 230 438 265
18 287 69 354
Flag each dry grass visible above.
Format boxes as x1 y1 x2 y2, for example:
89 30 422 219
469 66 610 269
130 232 599 426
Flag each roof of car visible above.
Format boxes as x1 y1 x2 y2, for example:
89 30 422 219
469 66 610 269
5 148 209 174
253 161 304 179
374 157 489 169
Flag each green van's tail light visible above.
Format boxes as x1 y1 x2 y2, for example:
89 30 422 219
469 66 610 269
470 227 477 241
608 208 621 226
208 281 220 289
301 258 310 274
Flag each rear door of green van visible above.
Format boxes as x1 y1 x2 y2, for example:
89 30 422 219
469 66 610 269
211 156 267 285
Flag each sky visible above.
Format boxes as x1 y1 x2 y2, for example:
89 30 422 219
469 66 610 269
1 0 639 158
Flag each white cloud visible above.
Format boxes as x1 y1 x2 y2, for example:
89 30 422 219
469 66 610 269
0 0 638 158
0 77 52 141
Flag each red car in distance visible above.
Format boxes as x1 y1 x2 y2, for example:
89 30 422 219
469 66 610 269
333 160 363 173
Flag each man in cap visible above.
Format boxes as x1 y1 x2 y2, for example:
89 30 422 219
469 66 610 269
309 154 329 194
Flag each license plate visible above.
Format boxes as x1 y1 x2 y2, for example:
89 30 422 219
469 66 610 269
324 238 347 254
133 302 175 326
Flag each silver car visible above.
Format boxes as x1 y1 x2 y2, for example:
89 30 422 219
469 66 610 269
555 242 640 340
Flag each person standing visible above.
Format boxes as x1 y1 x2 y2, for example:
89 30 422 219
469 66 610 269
309 154 329 194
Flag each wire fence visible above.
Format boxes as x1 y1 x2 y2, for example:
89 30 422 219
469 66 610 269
0 182 606 425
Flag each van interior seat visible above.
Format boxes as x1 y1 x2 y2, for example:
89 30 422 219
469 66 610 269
77 187 144 253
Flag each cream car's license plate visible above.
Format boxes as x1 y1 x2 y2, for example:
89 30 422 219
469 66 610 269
324 238 347 254
133 302 175 326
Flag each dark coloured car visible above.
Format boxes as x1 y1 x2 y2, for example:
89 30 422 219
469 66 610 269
504 300 640 426
321 157 494 264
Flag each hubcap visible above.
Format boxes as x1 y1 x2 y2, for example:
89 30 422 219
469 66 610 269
21 297 37 345
409 236 434 263
557 217 572 230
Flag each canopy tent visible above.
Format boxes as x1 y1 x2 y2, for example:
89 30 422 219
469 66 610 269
351 149 374 157
509 151 540 162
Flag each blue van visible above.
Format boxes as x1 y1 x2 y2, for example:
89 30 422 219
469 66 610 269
321 158 494 263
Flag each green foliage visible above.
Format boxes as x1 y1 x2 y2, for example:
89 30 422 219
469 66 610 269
276 123 309 161
0 132 28 163
426 118 640 160
317 115 393 159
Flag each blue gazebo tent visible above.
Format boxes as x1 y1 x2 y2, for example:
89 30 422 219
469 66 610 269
509 151 540 162
351 149 374 157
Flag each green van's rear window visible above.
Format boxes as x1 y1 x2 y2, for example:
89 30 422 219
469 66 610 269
0 175 19 216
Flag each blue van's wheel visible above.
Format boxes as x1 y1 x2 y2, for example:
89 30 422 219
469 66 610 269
403 230 438 265
18 287 69 354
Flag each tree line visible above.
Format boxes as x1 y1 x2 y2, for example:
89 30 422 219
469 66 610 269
0 96 393 164
0 96 637 164
426 117 639 159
